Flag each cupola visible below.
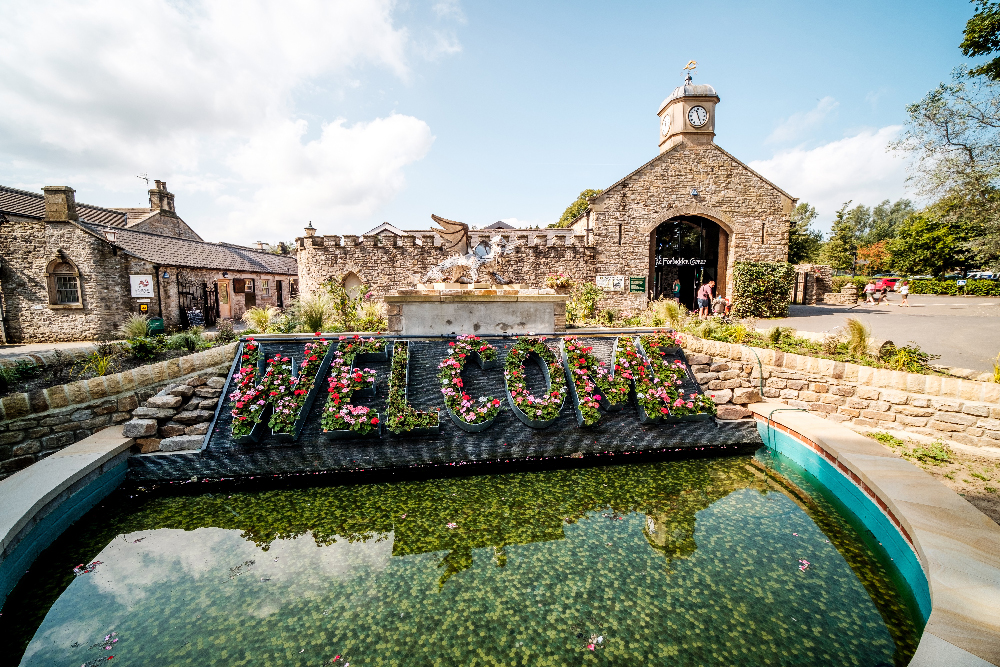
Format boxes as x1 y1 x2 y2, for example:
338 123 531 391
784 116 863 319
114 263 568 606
657 70 721 153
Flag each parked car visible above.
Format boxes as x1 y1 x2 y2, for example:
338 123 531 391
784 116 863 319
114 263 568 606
968 271 997 280
875 277 897 292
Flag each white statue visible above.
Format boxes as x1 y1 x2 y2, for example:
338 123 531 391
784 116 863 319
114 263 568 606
422 214 521 284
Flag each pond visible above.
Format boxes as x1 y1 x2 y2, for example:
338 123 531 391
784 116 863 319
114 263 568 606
3 452 923 666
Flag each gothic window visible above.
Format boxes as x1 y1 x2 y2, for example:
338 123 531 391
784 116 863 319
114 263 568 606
46 258 82 307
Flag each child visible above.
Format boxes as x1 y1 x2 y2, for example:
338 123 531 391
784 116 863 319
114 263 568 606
898 280 909 307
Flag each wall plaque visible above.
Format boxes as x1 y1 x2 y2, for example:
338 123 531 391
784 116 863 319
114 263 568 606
596 275 625 291
129 275 154 297
629 277 646 293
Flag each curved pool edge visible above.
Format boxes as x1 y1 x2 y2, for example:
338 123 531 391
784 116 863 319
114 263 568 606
0 425 133 610
749 402 1000 667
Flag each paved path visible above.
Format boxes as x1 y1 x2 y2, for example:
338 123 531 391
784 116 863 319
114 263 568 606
765 294 1000 373
0 341 97 362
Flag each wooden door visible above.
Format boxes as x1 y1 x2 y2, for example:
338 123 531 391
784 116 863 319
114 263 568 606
218 280 231 319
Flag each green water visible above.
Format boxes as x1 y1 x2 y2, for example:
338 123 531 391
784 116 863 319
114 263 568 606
7 454 922 666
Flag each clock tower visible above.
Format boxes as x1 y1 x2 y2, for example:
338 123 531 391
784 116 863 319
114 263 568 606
657 71 720 154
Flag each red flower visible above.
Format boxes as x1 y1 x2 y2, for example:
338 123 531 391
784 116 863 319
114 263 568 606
371 417 379 424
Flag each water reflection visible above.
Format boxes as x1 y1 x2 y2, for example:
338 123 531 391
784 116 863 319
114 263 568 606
8 456 921 667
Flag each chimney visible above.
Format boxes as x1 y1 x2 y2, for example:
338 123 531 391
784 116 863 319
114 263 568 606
148 179 176 214
42 186 79 222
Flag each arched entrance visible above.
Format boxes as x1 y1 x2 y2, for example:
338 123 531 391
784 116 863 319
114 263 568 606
649 216 728 311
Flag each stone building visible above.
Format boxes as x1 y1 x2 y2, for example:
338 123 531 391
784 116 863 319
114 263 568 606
0 182 297 343
296 74 795 314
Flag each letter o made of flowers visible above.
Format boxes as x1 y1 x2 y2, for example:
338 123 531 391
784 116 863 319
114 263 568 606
438 335 503 432
503 337 568 428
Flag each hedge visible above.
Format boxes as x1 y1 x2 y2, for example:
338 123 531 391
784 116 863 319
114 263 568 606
909 279 1000 296
731 261 795 318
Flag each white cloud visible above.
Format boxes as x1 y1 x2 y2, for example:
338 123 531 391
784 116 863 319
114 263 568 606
766 96 839 145
750 126 912 230
0 0 452 240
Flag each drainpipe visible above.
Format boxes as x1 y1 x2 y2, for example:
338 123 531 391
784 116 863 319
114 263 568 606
153 265 163 317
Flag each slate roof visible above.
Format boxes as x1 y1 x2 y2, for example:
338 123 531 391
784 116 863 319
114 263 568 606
83 222 298 275
0 184 127 226
484 220 516 229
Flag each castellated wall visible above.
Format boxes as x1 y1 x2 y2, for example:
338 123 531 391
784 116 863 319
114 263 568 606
296 231 597 299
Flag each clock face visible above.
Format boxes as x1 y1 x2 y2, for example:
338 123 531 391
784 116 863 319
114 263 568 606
660 114 670 136
688 105 709 128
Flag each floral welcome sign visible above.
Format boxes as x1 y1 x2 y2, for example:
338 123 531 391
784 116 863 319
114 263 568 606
223 333 716 443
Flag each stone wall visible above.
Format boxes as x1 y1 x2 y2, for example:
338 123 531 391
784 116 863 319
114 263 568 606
296 231 596 301
792 264 832 305
586 143 793 313
0 213 133 343
0 343 237 479
680 334 1000 450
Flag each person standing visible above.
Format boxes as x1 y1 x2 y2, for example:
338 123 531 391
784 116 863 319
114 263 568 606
898 280 910 307
697 280 715 319
672 279 681 302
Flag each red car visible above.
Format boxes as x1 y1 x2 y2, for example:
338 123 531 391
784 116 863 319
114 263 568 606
875 277 897 292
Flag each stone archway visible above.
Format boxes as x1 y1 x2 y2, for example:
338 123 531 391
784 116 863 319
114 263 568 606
648 215 729 310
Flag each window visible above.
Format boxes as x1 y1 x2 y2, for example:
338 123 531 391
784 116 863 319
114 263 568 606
46 259 82 307
262 279 270 296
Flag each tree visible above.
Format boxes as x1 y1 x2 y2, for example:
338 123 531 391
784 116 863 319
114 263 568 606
819 202 859 273
856 241 891 274
888 213 962 277
787 202 824 264
550 189 603 228
890 68 1000 269
962 0 1000 80
862 199 914 245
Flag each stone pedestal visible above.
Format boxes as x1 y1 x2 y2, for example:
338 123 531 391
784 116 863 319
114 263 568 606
384 287 568 335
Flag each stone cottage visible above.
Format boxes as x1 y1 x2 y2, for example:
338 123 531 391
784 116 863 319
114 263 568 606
0 181 297 343
295 73 796 314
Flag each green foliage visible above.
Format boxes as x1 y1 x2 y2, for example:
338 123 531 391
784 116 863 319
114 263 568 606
118 314 150 339
566 283 602 324
866 199 914 244
819 202 859 272
830 275 871 295
912 441 953 465
908 279 1000 295
551 189 602 228
128 336 161 361
242 306 282 333
386 341 439 434
878 341 939 373
888 210 971 277
165 329 207 352
75 351 119 378
730 261 795 318
962 1 1000 80
787 202 824 264
0 360 39 392
292 293 333 333
869 431 905 449
215 320 237 344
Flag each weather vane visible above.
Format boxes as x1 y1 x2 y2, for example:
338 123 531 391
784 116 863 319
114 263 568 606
683 60 697 79
136 173 149 185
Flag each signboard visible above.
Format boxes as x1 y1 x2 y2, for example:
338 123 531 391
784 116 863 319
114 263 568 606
139 304 148 313
654 257 706 267
596 275 625 292
629 277 646 293
129 274 154 297
957 280 967 286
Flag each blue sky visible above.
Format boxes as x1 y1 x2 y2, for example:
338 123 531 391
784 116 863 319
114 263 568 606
0 0 980 241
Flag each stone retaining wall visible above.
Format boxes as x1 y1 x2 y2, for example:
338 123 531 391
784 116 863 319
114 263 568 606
681 334 1000 450
0 343 237 479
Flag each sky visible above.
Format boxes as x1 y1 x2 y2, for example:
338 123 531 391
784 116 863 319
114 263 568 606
0 0 983 242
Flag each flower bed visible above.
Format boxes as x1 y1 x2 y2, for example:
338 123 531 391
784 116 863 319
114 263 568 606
638 334 716 421
561 336 631 426
266 336 332 436
320 337 385 437
386 341 440 435
229 338 269 439
504 337 567 427
439 335 503 432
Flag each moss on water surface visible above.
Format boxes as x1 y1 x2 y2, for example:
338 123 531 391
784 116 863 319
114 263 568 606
6 455 921 666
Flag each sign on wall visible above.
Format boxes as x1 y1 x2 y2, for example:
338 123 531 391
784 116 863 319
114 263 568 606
129 275 154 297
596 275 625 291
654 257 707 266
629 277 646 293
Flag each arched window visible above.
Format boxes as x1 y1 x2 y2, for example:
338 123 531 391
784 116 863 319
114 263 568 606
342 271 364 300
46 258 82 307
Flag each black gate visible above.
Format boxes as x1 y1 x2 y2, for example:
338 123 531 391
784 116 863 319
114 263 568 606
178 280 219 328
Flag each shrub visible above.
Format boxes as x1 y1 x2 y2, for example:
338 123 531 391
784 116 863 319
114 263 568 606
0 360 38 392
128 336 160 361
912 441 952 465
242 306 282 333
356 300 387 332
879 341 939 373
292 293 333 333
566 283 602 324
543 273 576 289
165 329 206 352
215 319 237 344
731 261 795 318
845 318 870 357
118 314 149 339
909 279 1000 296
76 351 119 377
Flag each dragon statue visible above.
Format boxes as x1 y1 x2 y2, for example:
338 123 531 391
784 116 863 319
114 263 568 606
422 214 521 284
